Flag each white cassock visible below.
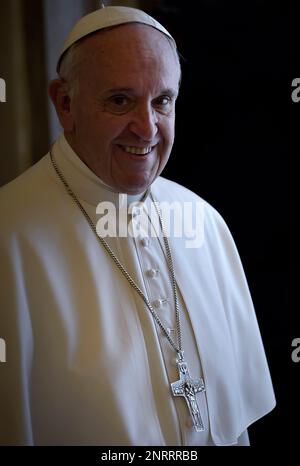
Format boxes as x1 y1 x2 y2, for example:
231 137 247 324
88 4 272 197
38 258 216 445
0 134 275 446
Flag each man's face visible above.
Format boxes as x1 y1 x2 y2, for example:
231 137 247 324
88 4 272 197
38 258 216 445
64 24 181 194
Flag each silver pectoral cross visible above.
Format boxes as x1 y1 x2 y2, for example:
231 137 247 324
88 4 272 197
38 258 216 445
171 352 206 432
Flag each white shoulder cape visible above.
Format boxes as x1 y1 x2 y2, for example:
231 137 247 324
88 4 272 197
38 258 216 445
151 178 276 444
0 151 275 445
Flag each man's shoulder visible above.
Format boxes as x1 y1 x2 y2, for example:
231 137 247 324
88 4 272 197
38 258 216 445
154 176 223 215
154 176 231 235
153 176 202 202
0 154 51 204
0 154 54 230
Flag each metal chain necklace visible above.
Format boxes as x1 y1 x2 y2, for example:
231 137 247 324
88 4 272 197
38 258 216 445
50 147 206 431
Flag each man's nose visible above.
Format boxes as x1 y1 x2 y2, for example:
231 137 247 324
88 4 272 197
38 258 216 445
129 104 158 141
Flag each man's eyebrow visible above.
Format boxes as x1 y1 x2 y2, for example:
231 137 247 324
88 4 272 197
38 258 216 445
104 87 179 97
105 88 135 94
160 88 179 98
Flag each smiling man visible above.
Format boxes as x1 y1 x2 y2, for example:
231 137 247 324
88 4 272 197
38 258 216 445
0 6 275 446
49 21 180 195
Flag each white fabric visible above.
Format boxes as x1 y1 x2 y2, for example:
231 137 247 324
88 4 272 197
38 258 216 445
57 6 175 72
0 135 275 445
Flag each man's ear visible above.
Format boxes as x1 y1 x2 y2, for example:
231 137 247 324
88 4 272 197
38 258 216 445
48 79 74 132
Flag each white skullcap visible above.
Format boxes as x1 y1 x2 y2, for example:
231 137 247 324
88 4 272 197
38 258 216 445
57 6 175 72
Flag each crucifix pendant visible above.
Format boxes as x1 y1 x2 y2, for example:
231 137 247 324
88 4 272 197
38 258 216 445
171 351 206 432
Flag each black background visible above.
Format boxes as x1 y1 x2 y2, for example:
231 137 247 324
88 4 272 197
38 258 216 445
149 0 296 445
0 0 296 448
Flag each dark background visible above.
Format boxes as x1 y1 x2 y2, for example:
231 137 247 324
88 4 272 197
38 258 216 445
0 0 296 446
148 0 296 445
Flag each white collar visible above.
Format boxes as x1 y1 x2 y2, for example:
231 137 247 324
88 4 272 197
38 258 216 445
51 133 147 207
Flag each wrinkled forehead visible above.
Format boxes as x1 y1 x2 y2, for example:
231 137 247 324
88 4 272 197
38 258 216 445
59 23 180 71
79 23 178 63
64 23 181 87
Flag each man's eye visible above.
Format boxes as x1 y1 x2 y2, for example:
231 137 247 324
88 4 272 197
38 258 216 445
153 95 173 113
104 95 133 114
156 96 171 105
163 96 172 105
111 95 128 106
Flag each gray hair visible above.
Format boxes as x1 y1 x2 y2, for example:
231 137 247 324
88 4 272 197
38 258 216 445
58 41 82 99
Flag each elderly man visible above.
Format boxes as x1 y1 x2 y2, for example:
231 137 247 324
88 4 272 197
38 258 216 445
0 6 275 446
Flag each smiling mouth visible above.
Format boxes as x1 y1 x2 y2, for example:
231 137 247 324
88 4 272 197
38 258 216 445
118 145 155 155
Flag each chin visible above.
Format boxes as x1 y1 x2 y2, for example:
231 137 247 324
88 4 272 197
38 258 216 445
123 185 149 195
118 177 153 195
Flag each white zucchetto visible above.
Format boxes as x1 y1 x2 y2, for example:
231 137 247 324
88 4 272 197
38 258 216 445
57 6 175 72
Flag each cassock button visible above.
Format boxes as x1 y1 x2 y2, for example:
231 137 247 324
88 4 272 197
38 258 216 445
130 207 142 217
133 220 140 231
141 237 149 247
146 268 159 278
153 299 163 309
